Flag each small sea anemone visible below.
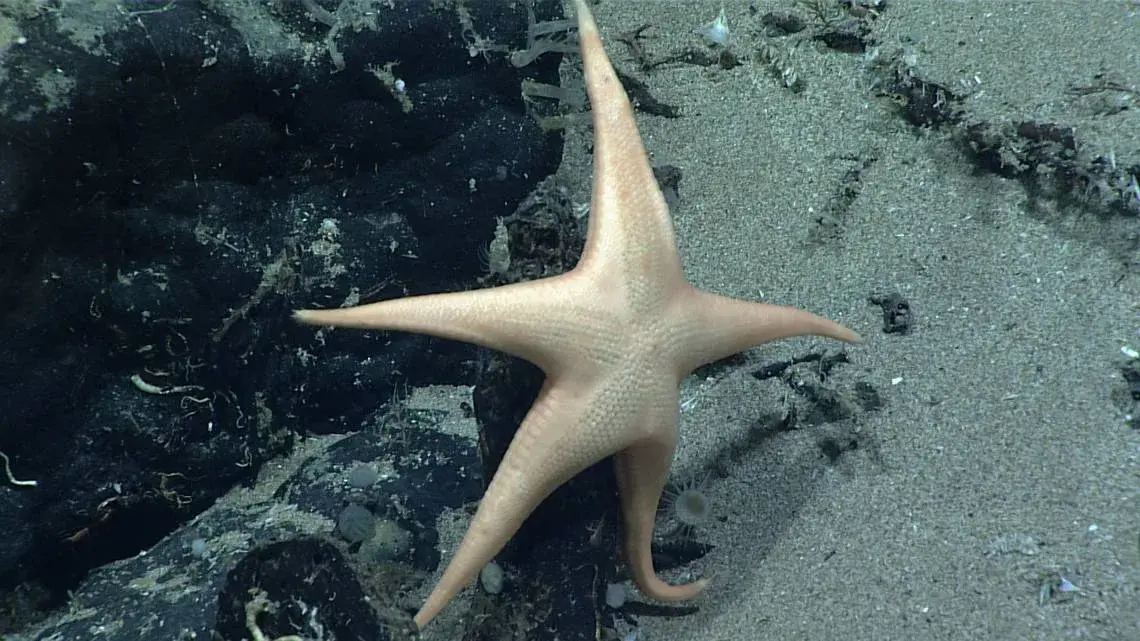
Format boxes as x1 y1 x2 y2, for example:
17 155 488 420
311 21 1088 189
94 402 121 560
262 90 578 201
660 474 713 540
695 7 731 47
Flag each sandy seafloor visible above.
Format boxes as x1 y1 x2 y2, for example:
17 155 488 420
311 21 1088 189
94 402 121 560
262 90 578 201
489 1 1140 640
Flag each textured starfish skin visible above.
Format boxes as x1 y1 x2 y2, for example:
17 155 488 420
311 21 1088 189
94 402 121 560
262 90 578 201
294 0 859 630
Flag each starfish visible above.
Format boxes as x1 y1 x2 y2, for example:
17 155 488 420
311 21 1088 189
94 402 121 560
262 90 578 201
294 0 859 630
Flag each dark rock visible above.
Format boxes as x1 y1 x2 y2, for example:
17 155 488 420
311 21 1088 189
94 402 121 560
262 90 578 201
0 0 564 635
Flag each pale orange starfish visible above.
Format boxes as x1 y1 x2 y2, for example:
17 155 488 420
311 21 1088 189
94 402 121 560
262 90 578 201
294 0 859 630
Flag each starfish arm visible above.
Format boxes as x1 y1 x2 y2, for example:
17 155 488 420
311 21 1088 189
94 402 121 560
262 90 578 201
574 0 684 282
414 378 620 629
614 413 710 602
293 277 582 372
676 287 861 373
